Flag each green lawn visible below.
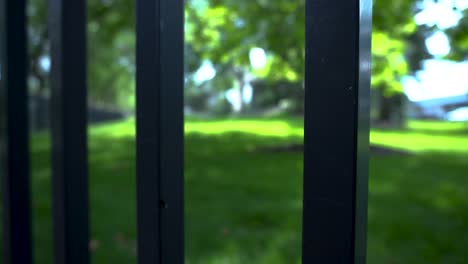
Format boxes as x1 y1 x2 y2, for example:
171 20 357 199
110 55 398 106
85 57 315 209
1 118 468 263
369 121 468 263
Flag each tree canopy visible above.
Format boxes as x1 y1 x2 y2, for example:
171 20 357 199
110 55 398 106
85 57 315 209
27 0 467 109
447 8 468 60
186 0 426 96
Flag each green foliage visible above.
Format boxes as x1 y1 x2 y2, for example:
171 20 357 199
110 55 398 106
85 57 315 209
27 0 136 109
186 0 305 82
186 0 422 96
373 0 418 36
27 0 466 107
27 0 48 93
372 31 408 95
371 0 420 95
87 0 136 109
446 9 468 61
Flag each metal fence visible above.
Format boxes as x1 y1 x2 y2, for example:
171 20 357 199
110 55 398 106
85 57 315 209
0 0 372 263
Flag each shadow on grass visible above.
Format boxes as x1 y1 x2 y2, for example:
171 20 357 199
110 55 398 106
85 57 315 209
368 153 468 263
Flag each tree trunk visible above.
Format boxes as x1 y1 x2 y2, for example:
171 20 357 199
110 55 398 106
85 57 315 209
378 95 393 123
234 69 246 113
375 91 406 128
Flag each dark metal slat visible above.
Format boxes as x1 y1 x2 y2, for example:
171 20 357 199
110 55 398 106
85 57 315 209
159 0 184 262
136 0 184 263
135 0 161 261
48 0 89 263
354 1 373 261
302 0 372 263
0 0 33 263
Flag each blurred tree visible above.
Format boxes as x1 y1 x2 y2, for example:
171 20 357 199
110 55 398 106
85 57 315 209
186 0 424 120
186 0 305 113
28 0 136 109
27 0 466 116
27 0 48 94
446 8 468 61
87 0 135 109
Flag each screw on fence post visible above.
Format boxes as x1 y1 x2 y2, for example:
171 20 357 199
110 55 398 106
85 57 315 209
136 0 184 263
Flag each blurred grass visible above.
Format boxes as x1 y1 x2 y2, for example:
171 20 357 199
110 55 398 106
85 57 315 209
368 120 468 263
1 118 467 263
371 121 468 153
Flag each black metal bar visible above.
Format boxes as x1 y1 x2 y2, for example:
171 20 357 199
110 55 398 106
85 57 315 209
48 0 89 263
302 0 371 263
136 0 161 261
136 0 184 263
354 1 372 261
0 0 33 263
159 0 184 262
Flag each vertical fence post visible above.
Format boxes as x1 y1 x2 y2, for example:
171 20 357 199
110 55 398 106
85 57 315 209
354 1 373 261
0 0 33 263
136 0 184 263
302 0 372 263
48 0 89 263
159 0 184 262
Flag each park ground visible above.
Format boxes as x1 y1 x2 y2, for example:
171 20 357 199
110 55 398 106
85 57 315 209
2 118 468 263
